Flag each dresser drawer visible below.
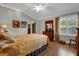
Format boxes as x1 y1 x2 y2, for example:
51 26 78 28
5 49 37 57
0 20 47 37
43 31 53 41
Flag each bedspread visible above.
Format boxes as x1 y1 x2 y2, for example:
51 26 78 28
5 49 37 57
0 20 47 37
0 34 49 56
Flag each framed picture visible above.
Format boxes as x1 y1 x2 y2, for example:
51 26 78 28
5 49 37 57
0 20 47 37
12 20 20 28
21 21 27 28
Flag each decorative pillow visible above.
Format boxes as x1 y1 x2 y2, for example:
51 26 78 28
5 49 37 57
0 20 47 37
2 32 15 42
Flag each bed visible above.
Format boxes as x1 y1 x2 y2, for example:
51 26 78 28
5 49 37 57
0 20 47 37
0 34 49 56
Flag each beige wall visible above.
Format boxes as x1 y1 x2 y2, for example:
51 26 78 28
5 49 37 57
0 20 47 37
0 5 35 36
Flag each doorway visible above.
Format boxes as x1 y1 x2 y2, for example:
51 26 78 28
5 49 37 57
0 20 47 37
28 24 31 34
32 22 36 33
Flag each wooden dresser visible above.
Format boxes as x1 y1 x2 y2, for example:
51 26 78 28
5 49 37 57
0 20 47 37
43 30 53 41
43 20 54 41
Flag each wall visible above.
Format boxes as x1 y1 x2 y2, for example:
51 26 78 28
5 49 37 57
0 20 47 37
54 18 60 40
36 20 45 34
59 35 75 43
0 5 35 36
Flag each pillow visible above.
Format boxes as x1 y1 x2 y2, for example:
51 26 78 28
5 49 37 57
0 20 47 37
2 32 15 42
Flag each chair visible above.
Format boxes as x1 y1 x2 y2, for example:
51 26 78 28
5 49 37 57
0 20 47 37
69 37 77 47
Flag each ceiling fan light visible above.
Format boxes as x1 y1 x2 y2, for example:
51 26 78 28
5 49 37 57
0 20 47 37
34 5 43 12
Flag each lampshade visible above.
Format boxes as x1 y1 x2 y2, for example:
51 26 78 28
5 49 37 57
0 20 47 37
2 25 7 29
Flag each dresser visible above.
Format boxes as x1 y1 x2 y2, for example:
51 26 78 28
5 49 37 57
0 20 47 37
43 20 54 41
43 30 54 41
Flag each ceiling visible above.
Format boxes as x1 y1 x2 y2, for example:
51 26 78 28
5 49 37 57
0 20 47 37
0 3 79 20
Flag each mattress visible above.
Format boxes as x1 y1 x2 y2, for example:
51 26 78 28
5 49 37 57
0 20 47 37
0 34 49 56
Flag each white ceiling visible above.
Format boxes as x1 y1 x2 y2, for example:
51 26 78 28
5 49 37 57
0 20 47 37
0 3 79 20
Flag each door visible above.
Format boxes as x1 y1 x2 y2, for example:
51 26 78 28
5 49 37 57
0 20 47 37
32 22 36 33
28 24 31 34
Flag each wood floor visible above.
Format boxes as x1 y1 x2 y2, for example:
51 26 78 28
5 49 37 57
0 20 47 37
39 41 77 56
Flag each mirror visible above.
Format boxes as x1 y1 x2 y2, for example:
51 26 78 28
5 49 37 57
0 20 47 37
47 24 52 30
47 24 52 29
45 20 53 31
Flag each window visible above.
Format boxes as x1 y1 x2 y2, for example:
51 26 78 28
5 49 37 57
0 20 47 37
59 14 78 36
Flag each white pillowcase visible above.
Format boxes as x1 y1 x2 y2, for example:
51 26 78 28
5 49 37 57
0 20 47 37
3 32 15 42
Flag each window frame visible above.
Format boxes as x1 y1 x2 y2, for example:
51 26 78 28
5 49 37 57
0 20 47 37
59 14 78 36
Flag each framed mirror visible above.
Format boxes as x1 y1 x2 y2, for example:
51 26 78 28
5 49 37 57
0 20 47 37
45 20 53 31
